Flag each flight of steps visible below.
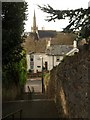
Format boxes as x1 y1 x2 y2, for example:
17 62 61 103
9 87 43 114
2 92 59 119
22 92 48 100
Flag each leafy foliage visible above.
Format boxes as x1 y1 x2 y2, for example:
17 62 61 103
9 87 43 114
18 50 27 86
2 2 28 65
2 2 28 87
38 5 90 43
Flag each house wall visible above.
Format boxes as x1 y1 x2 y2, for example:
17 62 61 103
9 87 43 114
34 54 64 73
34 53 45 73
26 54 30 71
34 53 53 73
27 53 63 73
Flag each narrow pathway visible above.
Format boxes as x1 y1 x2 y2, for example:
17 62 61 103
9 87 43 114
2 93 59 119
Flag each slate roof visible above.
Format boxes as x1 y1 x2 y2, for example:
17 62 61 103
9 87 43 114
46 45 73 56
29 30 56 40
38 30 57 38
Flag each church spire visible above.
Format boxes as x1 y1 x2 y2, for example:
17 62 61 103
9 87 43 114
33 10 36 30
31 10 38 33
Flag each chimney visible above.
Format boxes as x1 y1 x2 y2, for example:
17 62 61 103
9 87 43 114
47 38 51 49
42 26 45 30
73 40 77 48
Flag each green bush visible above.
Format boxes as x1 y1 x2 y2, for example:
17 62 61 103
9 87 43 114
2 50 27 100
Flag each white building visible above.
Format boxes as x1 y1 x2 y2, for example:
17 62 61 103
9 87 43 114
26 10 79 73
66 40 79 56
27 52 63 73
26 40 79 73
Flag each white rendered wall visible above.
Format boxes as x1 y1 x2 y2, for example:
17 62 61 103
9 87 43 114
27 53 64 73
33 53 48 73
26 54 30 71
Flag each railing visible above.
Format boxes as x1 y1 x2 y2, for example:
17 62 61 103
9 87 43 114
2 109 22 120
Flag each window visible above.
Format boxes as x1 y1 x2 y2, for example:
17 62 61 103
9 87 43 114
37 66 41 68
57 59 59 61
31 65 33 69
30 58 33 61
56 56 60 62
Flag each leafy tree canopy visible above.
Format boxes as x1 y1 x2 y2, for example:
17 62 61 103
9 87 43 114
38 5 90 43
2 2 28 86
2 2 28 66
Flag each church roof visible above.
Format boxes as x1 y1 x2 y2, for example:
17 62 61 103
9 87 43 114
38 30 57 39
29 30 57 40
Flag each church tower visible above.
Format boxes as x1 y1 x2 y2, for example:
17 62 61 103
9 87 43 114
31 10 38 33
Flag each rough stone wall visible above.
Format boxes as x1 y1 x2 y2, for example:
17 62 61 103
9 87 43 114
47 47 90 118
2 85 22 101
47 67 56 99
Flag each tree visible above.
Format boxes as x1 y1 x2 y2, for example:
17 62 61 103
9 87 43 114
2 2 28 65
38 5 90 44
2 2 28 87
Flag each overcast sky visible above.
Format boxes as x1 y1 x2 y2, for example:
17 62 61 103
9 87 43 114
25 0 89 32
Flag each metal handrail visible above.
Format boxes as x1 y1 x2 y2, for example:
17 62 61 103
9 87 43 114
2 108 22 120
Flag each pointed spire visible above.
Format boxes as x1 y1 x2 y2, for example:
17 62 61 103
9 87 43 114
31 10 38 33
33 10 36 29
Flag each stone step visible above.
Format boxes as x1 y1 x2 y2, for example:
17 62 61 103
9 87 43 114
3 99 59 118
22 92 48 100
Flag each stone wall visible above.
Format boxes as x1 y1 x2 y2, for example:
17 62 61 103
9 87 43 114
46 46 90 118
2 84 23 101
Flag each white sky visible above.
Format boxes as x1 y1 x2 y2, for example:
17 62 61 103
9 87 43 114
25 0 89 32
